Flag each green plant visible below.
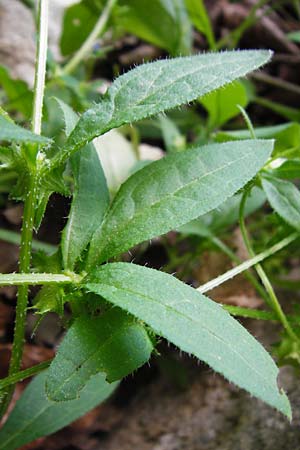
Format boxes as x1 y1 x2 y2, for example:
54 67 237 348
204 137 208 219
0 1 300 448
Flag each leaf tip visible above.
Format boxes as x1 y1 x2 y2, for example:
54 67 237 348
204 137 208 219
278 388 292 421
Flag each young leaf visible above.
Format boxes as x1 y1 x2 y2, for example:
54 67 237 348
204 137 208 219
262 176 300 230
60 1 103 56
57 100 109 270
0 371 117 450
270 160 300 180
200 81 248 128
55 50 272 168
119 0 192 55
84 262 291 418
33 285 65 316
215 122 300 157
184 0 215 49
46 308 153 401
0 115 51 145
0 65 33 119
159 114 186 153
87 139 273 267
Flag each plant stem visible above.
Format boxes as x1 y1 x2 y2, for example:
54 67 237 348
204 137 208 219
0 360 51 391
210 235 271 304
0 0 49 419
0 273 76 286
32 0 49 135
198 232 299 294
238 190 300 343
63 0 116 76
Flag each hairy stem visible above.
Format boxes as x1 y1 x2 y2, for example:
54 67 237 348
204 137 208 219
238 190 300 343
0 273 76 287
0 361 51 391
0 0 49 419
63 0 116 75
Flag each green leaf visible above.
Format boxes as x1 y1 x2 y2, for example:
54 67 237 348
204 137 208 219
184 0 215 49
33 285 65 316
0 371 117 450
200 81 248 128
255 97 300 122
158 114 186 153
0 65 33 119
262 176 300 230
58 50 272 167
60 1 104 56
119 0 192 55
57 100 109 270
84 262 291 418
87 139 273 267
0 115 51 145
179 187 266 238
215 122 300 157
46 308 153 401
270 160 300 180
62 147 109 269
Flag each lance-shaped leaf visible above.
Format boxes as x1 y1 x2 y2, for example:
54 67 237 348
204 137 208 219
46 308 153 401
0 371 117 450
84 262 291 418
0 115 51 145
179 187 266 238
87 139 273 267
262 176 300 230
53 50 272 168
58 100 109 270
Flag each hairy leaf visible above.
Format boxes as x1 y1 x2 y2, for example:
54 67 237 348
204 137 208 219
84 262 291 418
58 100 109 270
0 116 51 145
262 176 300 230
0 371 117 450
87 139 273 267
46 308 153 401
179 187 266 237
55 50 272 167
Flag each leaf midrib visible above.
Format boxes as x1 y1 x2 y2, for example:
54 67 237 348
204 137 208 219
90 151 254 262
86 279 277 389
48 319 142 399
